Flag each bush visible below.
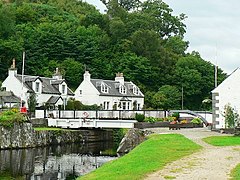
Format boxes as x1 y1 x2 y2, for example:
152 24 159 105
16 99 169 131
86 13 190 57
0 109 27 127
144 117 156 123
191 117 202 124
135 113 145 122
172 112 180 119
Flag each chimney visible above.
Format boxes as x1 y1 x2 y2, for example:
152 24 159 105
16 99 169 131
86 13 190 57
84 71 91 81
8 58 17 76
52 67 62 80
115 72 124 84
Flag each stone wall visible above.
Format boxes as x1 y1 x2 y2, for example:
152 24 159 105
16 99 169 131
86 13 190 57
117 128 152 153
0 123 113 149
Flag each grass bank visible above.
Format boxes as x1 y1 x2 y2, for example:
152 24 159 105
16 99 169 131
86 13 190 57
203 136 240 146
231 164 240 180
78 134 202 180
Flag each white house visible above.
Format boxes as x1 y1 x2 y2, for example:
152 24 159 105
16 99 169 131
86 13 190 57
212 68 240 129
74 71 144 110
2 59 74 109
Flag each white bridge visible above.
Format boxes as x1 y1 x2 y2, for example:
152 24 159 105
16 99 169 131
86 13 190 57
35 110 166 129
48 118 137 129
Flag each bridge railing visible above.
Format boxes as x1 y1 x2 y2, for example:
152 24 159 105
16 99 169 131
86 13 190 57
35 110 167 119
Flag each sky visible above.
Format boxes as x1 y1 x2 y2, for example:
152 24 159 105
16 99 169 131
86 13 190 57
86 0 240 74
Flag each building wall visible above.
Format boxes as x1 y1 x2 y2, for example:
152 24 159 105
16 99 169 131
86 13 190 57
74 80 100 105
2 74 29 107
212 69 240 129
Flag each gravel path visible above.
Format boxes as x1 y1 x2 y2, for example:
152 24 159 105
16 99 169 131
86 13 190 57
145 128 240 180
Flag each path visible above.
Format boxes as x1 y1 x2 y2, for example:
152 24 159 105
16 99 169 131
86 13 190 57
145 128 240 180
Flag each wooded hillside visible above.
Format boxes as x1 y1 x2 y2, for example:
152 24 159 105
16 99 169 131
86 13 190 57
0 0 226 110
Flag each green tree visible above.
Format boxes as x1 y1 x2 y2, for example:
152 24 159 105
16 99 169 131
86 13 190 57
152 85 181 110
60 58 84 90
28 92 37 117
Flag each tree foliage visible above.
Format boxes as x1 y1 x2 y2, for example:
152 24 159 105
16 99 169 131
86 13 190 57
0 0 226 110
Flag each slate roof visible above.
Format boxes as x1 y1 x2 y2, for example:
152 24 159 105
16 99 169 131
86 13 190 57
16 74 74 95
46 96 63 104
0 91 21 103
90 79 144 98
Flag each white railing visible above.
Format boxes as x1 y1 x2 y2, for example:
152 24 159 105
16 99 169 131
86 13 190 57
35 110 167 119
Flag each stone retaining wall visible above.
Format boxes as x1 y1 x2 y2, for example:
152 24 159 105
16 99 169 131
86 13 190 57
0 123 113 149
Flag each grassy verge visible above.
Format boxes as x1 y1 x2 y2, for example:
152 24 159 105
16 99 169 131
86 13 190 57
78 134 202 180
34 127 62 131
230 164 240 180
203 136 240 146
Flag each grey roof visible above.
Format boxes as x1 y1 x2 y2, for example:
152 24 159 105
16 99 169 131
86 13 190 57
90 79 144 97
0 91 21 103
16 75 74 96
46 96 63 104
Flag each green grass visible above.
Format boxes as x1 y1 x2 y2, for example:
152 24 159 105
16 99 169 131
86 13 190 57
230 164 240 180
34 127 62 131
203 136 240 146
78 134 202 180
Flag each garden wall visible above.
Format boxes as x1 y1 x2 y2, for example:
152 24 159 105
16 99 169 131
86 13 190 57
0 123 112 149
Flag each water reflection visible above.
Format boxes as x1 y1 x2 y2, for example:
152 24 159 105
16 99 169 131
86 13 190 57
0 142 116 180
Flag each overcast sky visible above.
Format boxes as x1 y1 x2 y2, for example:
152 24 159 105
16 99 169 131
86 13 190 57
86 0 240 74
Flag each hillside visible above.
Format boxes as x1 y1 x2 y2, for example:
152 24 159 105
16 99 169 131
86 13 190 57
0 0 226 110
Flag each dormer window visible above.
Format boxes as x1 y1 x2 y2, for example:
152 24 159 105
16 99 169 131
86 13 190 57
101 83 109 93
133 86 139 95
62 84 66 94
119 85 126 94
35 82 40 93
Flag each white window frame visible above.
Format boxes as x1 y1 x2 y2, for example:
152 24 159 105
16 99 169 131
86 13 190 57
62 84 66 94
133 86 139 95
119 85 127 94
35 82 40 93
101 83 109 93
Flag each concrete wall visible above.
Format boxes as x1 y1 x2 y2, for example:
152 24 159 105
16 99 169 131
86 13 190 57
0 123 113 149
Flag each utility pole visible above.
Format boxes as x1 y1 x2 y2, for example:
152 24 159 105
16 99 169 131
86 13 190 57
21 51 25 108
181 86 183 110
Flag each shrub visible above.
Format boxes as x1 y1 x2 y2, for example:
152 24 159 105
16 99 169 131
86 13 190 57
144 117 156 123
172 112 180 119
180 120 188 124
0 109 27 127
135 113 145 122
165 116 176 122
191 117 202 124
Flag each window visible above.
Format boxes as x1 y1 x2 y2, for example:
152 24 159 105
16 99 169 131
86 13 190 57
101 83 108 93
79 90 82 95
122 102 126 110
62 85 66 94
137 103 140 110
103 101 110 110
35 82 40 93
127 102 130 110
133 86 139 95
119 85 126 94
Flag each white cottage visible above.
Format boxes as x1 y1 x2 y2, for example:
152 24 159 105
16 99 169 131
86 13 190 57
2 59 74 109
212 68 240 129
74 71 144 110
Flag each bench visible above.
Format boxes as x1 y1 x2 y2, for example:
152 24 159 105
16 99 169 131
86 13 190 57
169 124 181 130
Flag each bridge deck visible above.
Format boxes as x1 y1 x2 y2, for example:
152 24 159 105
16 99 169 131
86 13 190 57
48 118 137 129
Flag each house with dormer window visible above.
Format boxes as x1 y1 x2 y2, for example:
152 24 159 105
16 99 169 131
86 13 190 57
74 71 144 110
2 59 74 109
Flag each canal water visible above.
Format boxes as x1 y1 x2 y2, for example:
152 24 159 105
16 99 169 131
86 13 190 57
0 142 116 179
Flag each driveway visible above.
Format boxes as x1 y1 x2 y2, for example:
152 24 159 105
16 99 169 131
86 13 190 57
145 128 240 180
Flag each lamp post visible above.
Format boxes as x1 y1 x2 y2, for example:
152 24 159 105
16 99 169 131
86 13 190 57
181 86 184 110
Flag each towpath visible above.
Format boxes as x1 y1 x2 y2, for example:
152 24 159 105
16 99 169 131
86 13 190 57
145 128 240 180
